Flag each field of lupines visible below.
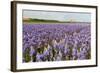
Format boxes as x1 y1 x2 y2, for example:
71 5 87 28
23 23 91 63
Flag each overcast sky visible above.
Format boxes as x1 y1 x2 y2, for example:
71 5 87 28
23 10 91 22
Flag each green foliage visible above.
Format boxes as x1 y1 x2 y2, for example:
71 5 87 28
24 53 31 62
23 18 63 23
23 48 31 62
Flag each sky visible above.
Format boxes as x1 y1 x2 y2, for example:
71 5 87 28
23 10 91 22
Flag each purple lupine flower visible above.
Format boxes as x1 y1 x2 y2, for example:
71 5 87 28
23 23 91 62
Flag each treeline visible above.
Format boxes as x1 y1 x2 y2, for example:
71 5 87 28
23 18 61 23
